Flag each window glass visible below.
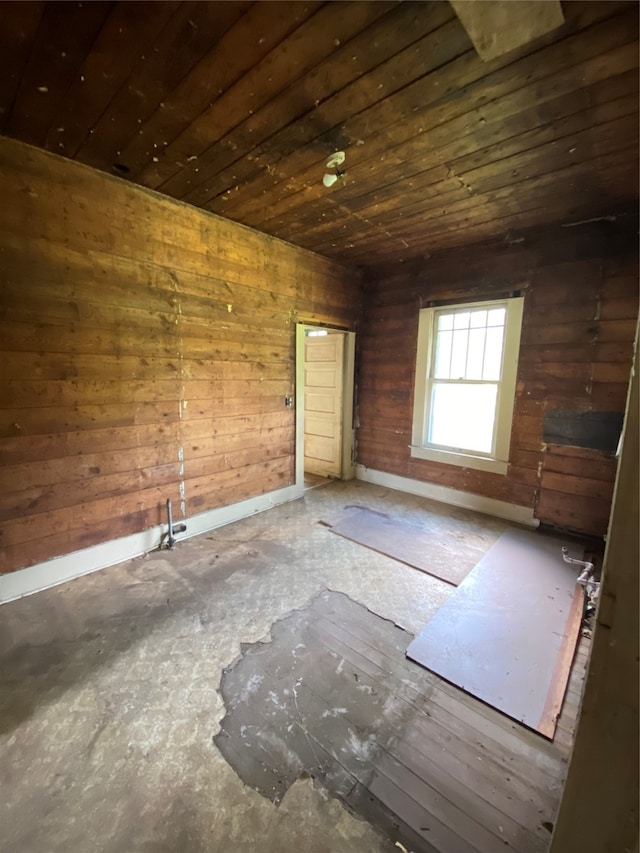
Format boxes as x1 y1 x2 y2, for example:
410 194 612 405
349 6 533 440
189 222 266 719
469 309 487 328
429 383 497 453
453 311 470 330
434 330 452 379
450 329 468 379
483 326 504 380
487 307 506 326
466 328 485 380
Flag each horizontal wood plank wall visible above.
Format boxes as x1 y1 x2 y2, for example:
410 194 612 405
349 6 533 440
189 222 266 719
0 137 361 574
356 213 638 537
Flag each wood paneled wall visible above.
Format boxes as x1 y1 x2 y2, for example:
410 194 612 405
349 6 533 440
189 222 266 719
357 213 638 537
549 324 638 853
0 137 361 575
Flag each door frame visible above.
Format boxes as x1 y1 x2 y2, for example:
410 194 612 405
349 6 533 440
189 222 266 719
295 323 356 491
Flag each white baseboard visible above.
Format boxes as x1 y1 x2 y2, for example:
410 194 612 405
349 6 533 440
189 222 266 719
355 465 538 528
0 484 302 605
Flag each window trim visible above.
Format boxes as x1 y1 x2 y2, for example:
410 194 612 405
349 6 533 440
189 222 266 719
410 296 524 475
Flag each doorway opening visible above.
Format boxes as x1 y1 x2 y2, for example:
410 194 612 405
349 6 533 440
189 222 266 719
295 324 356 492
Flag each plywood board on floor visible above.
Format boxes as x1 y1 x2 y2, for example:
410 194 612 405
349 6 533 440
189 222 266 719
406 527 584 738
320 506 468 585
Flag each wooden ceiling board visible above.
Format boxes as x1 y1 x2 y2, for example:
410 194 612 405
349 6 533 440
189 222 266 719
0 2 44 129
74 0 266 170
116 0 322 184
343 157 636 239
327 145 639 242
333 160 639 262
250 41 639 227
225 10 638 234
0 0 637 268
264 92 636 246
294 103 639 242
152 0 401 200
253 86 638 253
5 1 113 144
41 1 183 158
177 4 465 210
267 100 635 256
156 1 437 204
209 6 637 250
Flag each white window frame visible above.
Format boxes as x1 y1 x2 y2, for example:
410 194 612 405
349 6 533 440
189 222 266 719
410 296 524 475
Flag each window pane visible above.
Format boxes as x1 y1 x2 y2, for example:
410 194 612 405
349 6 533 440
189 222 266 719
450 329 468 379
428 383 498 453
434 330 452 379
453 311 470 330
466 328 485 380
438 313 454 331
483 326 504 380
487 307 506 326
470 309 487 328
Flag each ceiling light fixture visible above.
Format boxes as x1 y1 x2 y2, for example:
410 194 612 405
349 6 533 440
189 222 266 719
322 151 346 187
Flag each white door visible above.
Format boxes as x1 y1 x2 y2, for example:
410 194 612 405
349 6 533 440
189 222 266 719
304 333 345 478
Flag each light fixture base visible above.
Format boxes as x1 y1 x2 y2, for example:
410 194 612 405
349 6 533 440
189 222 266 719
325 151 346 169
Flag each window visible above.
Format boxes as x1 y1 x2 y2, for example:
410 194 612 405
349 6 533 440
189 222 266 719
411 297 524 474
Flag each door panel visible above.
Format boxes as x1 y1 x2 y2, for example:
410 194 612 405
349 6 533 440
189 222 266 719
304 334 344 477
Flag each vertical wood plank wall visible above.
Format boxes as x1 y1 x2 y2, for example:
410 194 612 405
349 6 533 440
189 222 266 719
0 138 361 575
356 215 638 536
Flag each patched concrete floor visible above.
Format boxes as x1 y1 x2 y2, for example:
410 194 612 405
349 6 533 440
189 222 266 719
0 481 506 853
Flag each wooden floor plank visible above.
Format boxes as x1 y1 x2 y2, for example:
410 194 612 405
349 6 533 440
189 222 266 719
379 745 546 853
368 762 480 853
304 620 562 836
377 742 544 853
395 716 555 841
313 609 571 781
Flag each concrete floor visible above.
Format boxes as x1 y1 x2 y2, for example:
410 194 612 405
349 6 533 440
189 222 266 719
0 480 507 853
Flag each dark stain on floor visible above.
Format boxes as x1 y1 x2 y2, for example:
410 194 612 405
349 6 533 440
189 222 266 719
214 590 437 853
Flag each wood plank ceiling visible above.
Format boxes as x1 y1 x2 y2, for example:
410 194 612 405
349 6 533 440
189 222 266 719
1 0 638 268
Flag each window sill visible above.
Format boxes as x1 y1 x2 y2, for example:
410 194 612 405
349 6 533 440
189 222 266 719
409 445 509 475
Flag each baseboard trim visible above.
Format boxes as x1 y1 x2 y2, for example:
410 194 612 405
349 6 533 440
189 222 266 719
355 465 538 528
0 484 302 605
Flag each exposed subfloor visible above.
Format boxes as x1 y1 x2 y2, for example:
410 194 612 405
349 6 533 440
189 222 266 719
0 481 588 853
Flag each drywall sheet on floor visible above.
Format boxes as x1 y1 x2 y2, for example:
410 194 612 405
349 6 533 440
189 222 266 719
406 527 584 738
320 506 467 585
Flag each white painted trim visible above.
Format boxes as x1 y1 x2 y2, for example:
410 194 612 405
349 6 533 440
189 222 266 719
355 465 538 527
341 331 357 481
411 296 524 472
295 323 307 490
409 445 509 475
0 484 301 605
